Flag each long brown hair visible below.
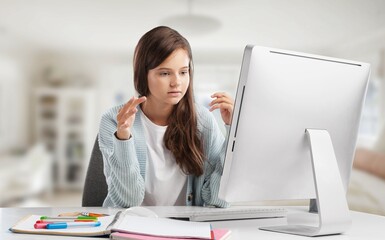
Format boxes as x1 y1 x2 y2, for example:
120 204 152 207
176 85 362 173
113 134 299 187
133 26 204 176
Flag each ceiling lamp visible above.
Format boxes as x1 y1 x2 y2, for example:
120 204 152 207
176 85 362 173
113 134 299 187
160 0 221 36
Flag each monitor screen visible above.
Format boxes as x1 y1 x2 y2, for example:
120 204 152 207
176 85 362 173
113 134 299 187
218 45 370 203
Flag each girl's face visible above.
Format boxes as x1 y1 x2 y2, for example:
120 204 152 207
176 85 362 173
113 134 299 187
147 48 190 107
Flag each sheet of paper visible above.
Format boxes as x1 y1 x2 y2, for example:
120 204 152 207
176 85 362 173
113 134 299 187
111 229 231 240
113 215 211 239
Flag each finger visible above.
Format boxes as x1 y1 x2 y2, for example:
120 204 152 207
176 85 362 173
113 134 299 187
118 113 136 128
118 96 146 118
211 92 232 99
119 121 132 129
119 97 136 115
127 96 146 113
209 103 233 112
130 96 147 109
209 97 233 106
117 106 133 119
119 108 138 122
210 93 233 105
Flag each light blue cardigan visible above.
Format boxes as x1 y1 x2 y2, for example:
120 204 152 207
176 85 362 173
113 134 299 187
98 104 229 208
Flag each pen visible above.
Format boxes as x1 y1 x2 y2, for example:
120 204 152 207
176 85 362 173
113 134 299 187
34 220 98 229
34 222 50 229
81 212 108 217
36 219 97 223
40 216 97 220
58 212 109 217
46 221 101 229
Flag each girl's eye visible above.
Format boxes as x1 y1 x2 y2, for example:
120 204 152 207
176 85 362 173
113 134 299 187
160 72 169 76
181 71 188 75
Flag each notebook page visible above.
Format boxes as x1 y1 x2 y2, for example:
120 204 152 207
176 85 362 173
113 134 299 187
112 215 211 239
111 229 231 240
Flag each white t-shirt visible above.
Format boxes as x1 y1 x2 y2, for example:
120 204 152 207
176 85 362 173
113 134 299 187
140 111 187 206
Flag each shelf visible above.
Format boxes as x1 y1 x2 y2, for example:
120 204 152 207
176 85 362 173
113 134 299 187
34 87 96 190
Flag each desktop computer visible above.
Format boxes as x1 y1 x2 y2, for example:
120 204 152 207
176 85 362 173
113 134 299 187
218 45 370 236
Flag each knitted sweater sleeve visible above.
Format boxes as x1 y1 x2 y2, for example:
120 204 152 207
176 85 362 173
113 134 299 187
98 106 145 207
196 106 230 208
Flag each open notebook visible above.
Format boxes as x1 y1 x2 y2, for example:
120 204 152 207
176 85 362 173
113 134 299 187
10 210 212 239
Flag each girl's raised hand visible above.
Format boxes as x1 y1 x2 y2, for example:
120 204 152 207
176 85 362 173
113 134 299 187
116 96 147 140
209 92 234 125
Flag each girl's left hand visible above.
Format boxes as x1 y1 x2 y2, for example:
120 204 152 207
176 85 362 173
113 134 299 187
209 92 234 125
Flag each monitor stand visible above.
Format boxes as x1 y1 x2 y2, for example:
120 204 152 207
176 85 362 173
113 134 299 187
260 129 352 236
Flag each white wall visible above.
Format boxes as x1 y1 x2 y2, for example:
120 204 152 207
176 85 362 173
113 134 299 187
0 53 32 152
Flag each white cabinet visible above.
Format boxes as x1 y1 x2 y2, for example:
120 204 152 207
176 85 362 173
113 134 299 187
34 88 96 190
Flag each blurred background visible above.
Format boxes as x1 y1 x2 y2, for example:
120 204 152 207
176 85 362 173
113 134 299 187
0 0 384 214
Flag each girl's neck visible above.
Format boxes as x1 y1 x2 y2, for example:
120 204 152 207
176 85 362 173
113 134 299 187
141 99 173 126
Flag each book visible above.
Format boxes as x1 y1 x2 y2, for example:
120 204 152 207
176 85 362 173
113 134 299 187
10 209 212 239
145 205 287 221
110 229 231 240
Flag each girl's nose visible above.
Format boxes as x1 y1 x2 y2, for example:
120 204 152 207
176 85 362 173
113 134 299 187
170 75 181 87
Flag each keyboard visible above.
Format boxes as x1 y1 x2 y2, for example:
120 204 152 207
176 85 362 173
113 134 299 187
145 206 287 222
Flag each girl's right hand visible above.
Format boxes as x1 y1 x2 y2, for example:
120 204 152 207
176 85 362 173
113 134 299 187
116 96 147 140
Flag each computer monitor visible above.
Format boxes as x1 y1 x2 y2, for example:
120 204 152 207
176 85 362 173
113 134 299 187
218 45 370 236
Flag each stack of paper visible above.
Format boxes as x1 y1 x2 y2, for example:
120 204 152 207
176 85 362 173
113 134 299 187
112 215 212 239
110 229 231 240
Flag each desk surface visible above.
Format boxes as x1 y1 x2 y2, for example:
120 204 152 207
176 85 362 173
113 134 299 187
1 206 385 239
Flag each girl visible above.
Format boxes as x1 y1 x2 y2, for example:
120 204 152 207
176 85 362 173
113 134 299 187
99 26 233 208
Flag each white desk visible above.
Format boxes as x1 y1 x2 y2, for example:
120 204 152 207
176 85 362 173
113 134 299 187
1 206 385 239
